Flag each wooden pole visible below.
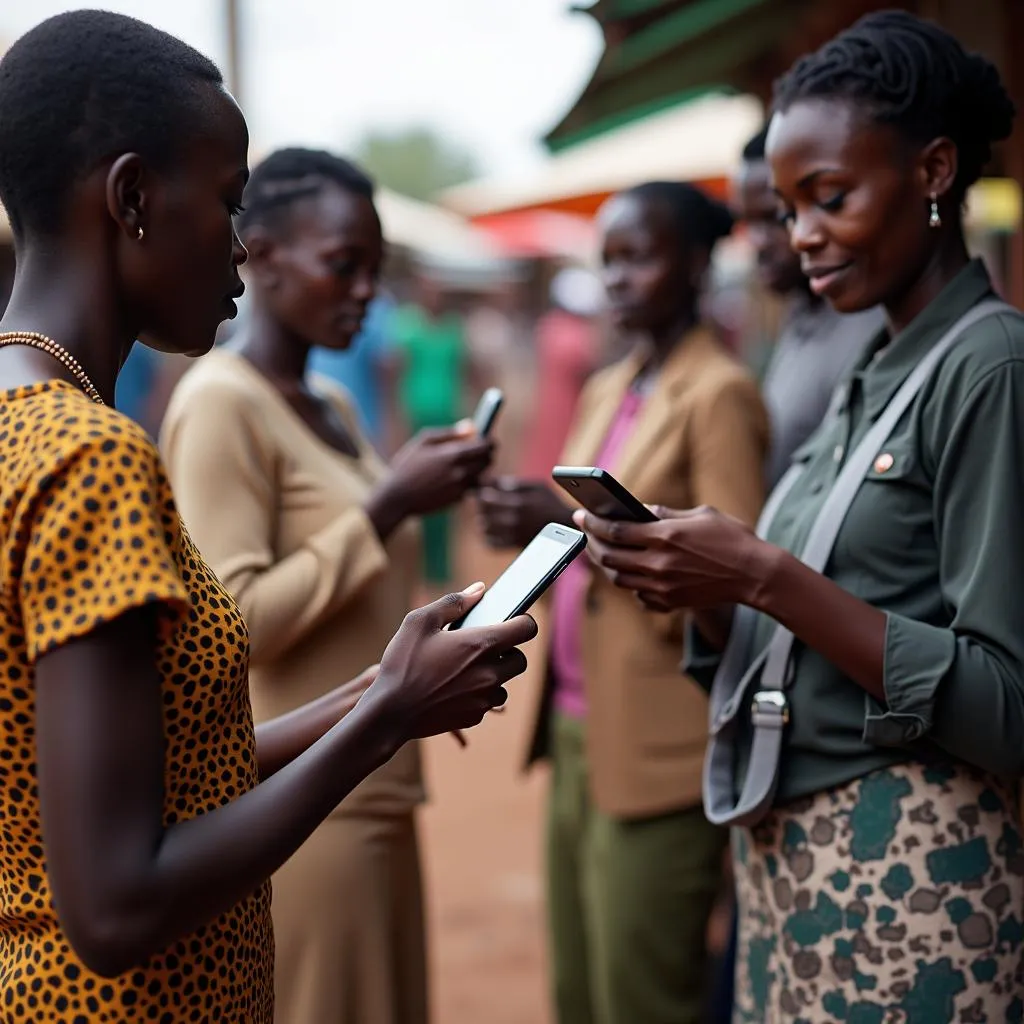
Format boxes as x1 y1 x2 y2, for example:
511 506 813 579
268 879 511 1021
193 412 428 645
225 0 242 110
1003 0 1024 309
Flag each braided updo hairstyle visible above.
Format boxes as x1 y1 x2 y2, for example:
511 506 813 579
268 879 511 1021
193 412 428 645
772 9 1015 198
236 148 376 238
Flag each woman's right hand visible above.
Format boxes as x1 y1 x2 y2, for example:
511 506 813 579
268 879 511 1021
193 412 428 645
379 422 494 517
367 582 537 739
476 477 575 549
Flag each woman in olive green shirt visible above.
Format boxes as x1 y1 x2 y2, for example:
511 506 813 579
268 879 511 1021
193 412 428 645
576 12 1024 1023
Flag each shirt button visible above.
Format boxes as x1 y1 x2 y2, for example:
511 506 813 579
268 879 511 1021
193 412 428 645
833 445 845 463
810 481 824 495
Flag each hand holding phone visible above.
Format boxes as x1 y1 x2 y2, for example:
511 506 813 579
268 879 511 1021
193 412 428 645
372 583 536 743
552 467 658 523
476 477 573 551
450 523 586 630
376 423 494 527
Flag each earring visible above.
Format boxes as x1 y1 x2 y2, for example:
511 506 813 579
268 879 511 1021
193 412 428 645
136 226 145 242
929 194 941 229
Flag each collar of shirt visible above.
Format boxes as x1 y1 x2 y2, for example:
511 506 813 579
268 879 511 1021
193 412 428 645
839 258 994 422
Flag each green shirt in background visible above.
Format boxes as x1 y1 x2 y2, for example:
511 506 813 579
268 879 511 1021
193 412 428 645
391 304 466 428
689 259 1024 802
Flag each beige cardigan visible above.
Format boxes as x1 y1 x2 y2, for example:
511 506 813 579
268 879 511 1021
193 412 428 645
527 327 769 817
161 348 423 817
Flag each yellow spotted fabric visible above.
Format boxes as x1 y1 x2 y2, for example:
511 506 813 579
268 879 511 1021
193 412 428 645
0 381 272 1022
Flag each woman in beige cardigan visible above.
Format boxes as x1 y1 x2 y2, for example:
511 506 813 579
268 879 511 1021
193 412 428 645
161 149 494 1024
478 182 768 1024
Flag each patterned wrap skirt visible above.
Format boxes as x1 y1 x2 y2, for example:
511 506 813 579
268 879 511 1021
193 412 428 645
733 761 1024 1023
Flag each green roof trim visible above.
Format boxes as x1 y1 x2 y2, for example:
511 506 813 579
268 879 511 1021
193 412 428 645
547 85 727 152
546 0 789 149
610 0 773 74
601 0 681 17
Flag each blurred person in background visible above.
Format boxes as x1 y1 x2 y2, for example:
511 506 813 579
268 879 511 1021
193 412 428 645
465 269 537 475
518 266 603 481
161 148 498 1024
114 343 190 437
308 292 397 452
733 125 884 487
114 339 162 431
478 182 768 1024
386 271 475 586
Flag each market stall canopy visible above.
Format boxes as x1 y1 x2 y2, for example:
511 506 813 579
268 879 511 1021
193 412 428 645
442 91 763 219
546 0 801 150
374 187 504 267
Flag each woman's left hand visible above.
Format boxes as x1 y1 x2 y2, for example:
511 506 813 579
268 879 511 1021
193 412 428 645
573 505 773 613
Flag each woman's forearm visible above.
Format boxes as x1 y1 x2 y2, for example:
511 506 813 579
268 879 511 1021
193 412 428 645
255 667 377 780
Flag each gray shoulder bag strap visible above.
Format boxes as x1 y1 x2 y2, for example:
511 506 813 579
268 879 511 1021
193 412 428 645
702 298 1015 828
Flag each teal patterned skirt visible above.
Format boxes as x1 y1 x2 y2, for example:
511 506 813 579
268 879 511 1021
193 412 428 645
733 761 1024 1023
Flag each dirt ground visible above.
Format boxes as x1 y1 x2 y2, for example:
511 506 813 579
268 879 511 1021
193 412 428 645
419 525 554 1024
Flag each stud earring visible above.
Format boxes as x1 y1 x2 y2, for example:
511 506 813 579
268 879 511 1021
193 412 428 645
929 194 941 229
136 226 145 242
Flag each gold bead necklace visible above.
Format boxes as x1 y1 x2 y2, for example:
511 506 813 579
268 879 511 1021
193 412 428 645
0 332 104 404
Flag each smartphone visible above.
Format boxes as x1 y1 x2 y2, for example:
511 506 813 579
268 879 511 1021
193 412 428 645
450 523 586 630
551 466 658 523
472 387 504 437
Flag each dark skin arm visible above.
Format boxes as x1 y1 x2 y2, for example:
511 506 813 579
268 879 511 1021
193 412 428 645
35 589 537 978
254 663 379 780
365 423 495 543
575 506 887 701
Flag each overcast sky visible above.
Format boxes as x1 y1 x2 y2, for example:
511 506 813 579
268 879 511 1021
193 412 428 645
0 1 604 177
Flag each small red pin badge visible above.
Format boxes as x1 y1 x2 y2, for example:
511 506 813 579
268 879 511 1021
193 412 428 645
874 452 894 474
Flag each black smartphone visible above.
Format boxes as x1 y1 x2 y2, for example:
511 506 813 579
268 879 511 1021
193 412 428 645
551 466 659 523
449 523 586 630
472 387 504 437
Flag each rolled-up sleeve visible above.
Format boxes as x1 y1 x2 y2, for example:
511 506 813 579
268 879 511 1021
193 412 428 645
863 358 1024 776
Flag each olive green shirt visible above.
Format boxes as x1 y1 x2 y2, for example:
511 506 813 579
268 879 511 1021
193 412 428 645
688 259 1024 803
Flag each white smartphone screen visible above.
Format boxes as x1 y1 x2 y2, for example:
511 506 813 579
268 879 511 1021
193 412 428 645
454 525 585 630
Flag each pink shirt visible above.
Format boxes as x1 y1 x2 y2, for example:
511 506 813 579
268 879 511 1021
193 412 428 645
550 388 645 718
519 311 596 480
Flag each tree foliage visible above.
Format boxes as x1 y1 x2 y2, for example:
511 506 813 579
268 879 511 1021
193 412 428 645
353 127 480 201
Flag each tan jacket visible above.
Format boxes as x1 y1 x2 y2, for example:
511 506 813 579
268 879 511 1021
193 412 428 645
161 349 424 818
528 326 768 818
